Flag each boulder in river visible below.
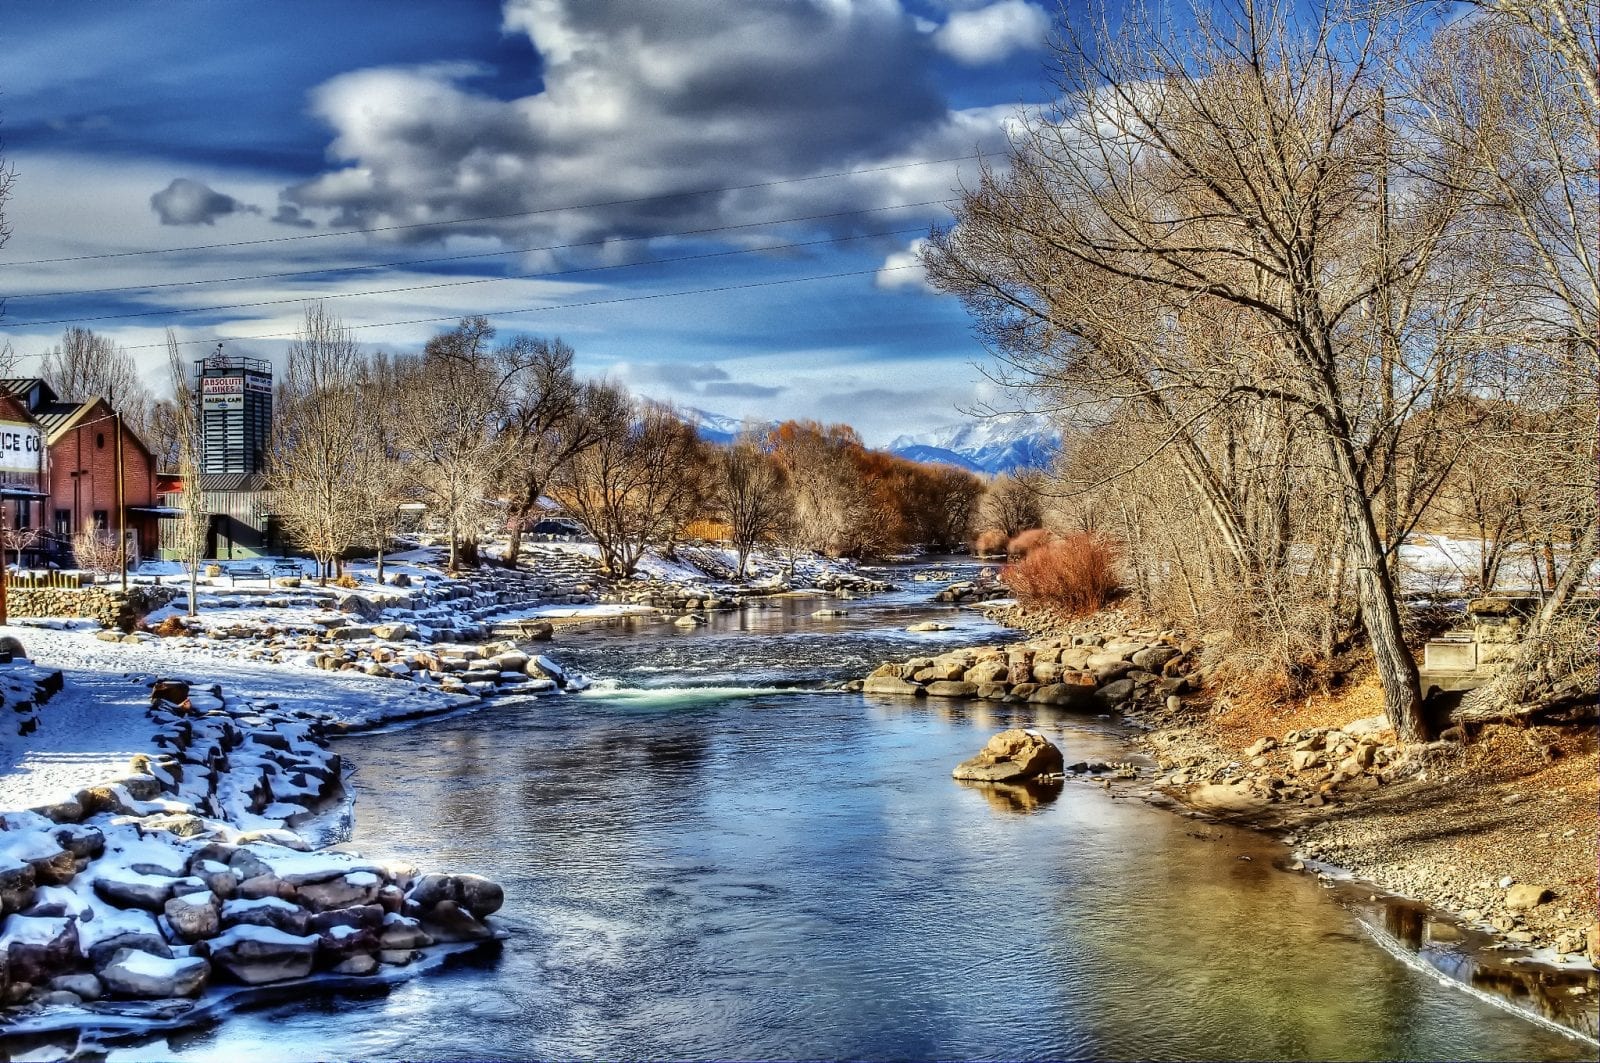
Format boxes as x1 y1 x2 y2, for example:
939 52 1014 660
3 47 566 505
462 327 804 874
952 729 1064 783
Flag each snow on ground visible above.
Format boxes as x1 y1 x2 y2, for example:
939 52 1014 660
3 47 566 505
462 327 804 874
1398 534 1598 595
0 623 471 810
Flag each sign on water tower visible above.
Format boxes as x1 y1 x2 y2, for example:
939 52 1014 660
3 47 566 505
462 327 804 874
195 348 272 475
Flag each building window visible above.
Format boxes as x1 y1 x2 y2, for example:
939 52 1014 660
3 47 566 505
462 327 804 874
92 510 108 530
54 509 71 536
96 432 106 450
14 501 30 529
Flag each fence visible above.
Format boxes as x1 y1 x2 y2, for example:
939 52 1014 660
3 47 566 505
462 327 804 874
6 570 93 591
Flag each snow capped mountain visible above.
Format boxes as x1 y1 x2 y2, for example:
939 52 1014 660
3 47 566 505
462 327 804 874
679 407 756 444
889 413 1061 475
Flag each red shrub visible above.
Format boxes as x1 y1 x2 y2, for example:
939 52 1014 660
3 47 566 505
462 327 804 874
1002 533 1122 618
1006 527 1053 558
973 528 1009 556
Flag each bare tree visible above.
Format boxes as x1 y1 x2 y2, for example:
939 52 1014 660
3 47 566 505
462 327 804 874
923 0 1481 741
40 327 154 436
0 135 12 263
714 435 791 579
553 400 708 577
397 318 511 571
1414 10 1597 701
0 524 39 569
270 304 363 583
979 471 1046 540
165 330 207 617
495 336 609 566
72 528 121 578
766 421 879 558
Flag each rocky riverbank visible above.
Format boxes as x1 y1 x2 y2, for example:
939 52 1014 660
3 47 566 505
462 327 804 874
0 671 507 1040
859 608 1600 973
15 545 892 709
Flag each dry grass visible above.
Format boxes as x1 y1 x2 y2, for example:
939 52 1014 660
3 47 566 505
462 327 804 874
1207 673 1391 748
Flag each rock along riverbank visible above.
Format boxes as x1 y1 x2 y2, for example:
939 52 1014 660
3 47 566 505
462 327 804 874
0 670 508 1045
857 603 1600 979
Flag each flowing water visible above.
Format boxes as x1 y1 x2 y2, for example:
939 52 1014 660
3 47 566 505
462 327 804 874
97 562 1599 1059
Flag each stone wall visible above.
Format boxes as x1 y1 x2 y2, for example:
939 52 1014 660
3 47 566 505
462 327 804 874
8 585 178 631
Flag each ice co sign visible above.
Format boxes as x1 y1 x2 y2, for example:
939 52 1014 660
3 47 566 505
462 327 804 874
0 421 43 475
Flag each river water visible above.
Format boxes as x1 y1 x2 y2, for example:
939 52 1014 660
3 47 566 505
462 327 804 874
122 562 1593 1061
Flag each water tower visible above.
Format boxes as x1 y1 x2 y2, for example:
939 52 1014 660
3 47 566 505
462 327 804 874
194 344 272 475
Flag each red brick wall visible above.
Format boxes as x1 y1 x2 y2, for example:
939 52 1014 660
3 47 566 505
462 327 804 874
45 402 157 549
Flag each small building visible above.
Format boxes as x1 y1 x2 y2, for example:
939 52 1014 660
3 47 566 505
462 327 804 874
0 392 48 555
0 379 160 567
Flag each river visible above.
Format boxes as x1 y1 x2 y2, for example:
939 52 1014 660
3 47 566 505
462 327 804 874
124 561 1593 1061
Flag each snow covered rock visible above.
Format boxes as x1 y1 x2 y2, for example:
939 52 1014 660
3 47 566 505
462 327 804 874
164 890 221 942
219 896 310 936
92 869 191 912
78 905 171 967
1 915 79 984
99 948 209 999
296 871 383 912
406 873 503 920
207 925 319 985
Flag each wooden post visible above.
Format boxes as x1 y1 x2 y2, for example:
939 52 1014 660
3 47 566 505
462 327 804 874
116 407 127 591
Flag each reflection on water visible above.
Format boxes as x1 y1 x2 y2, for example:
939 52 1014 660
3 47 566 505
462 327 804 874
956 777 1064 814
1348 895 1600 1040
54 560 1597 1061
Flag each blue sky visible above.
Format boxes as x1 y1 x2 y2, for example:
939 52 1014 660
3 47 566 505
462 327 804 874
0 0 1074 443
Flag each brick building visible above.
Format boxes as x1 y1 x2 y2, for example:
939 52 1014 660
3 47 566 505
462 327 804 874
0 379 160 567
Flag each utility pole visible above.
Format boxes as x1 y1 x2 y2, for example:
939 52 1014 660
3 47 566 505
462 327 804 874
116 404 126 591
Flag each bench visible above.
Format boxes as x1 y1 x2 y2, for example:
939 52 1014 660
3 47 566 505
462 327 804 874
226 561 303 586
225 563 271 586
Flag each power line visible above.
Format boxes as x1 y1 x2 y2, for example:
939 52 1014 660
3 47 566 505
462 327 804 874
7 199 957 302
121 263 921 351
0 152 994 269
4 226 933 328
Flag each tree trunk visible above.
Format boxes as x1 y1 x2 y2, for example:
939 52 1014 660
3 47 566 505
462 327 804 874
375 542 386 585
506 521 524 568
1331 438 1427 742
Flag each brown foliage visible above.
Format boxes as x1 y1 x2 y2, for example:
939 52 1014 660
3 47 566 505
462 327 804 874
973 528 1009 556
1006 527 1052 558
1003 533 1122 618
152 615 188 638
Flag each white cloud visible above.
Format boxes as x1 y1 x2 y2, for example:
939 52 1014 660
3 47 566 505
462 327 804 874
932 0 1051 66
281 1 998 251
875 237 938 293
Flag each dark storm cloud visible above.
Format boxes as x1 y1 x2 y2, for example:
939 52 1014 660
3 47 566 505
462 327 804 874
149 178 259 226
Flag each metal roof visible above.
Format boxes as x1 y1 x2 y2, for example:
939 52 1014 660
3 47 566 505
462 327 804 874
196 472 273 492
